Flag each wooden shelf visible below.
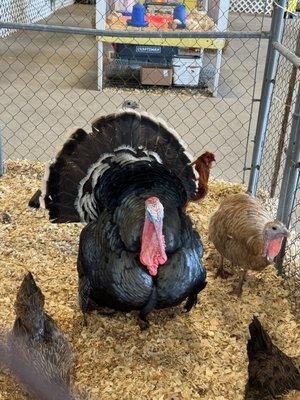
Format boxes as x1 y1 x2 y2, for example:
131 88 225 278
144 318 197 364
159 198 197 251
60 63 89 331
96 35 225 49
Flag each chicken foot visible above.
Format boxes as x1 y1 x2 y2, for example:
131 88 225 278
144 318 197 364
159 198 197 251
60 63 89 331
215 255 233 279
231 268 248 297
138 287 157 331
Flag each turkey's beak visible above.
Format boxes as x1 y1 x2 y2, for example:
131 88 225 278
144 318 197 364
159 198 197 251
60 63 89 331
282 227 290 238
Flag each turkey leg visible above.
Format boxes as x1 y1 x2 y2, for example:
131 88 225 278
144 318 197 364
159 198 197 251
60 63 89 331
231 268 248 297
215 255 233 279
183 280 207 312
138 287 157 331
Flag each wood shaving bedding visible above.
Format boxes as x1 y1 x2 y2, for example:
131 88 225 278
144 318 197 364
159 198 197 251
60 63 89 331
0 161 299 400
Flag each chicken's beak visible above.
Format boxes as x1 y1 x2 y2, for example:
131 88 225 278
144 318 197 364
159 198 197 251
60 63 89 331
282 227 290 238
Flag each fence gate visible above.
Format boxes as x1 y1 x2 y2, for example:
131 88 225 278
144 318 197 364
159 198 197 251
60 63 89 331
248 2 300 315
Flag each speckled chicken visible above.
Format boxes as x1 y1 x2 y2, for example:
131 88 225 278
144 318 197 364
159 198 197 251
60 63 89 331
245 316 300 400
7 272 74 399
29 111 208 329
208 193 289 296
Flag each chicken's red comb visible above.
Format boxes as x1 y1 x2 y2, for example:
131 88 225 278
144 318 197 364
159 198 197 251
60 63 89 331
191 151 216 165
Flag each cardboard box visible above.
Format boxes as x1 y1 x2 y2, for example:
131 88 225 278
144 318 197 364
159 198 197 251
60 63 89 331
140 67 172 86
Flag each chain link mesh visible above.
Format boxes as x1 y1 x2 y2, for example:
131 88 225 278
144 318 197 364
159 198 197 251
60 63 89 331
0 1 270 182
0 1 298 309
258 14 300 315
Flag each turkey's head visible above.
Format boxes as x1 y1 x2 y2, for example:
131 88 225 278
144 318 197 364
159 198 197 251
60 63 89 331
263 221 289 262
140 197 167 276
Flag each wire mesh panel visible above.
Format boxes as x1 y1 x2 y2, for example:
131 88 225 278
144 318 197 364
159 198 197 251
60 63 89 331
0 0 270 183
256 13 300 315
259 16 300 199
285 195 300 314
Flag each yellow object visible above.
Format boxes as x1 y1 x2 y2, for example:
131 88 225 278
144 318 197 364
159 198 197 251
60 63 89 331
287 0 297 12
184 0 197 10
97 36 225 49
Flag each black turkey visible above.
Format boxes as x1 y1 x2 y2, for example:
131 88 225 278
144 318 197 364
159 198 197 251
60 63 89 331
29 111 207 329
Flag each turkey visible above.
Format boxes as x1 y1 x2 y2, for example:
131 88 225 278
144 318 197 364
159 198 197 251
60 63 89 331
245 316 300 400
208 193 289 296
7 272 74 399
29 111 208 329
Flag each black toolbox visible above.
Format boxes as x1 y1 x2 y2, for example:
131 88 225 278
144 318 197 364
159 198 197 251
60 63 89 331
115 44 178 65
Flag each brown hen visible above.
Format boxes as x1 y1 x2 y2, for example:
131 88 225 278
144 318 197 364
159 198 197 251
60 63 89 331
208 193 289 296
190 151 215 202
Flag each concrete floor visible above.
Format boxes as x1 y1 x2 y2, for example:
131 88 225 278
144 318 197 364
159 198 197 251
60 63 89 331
0 5 271 182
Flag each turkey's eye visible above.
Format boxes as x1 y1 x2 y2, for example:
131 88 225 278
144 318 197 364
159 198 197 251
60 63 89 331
272 226 277 230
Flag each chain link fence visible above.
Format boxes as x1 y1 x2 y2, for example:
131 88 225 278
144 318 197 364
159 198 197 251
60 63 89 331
0 0 272 183
257 8 300 315
0 0 299 314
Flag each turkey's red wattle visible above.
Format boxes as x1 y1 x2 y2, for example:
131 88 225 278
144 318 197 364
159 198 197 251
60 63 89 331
265 237 284 262
140 219 167 276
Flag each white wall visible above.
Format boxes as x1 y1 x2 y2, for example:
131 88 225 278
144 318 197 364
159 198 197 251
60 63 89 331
0 0 74 37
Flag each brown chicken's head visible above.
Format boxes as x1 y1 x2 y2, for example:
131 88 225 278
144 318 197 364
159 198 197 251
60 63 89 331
139 197 167 276
263 221 289 262
192 151 216 171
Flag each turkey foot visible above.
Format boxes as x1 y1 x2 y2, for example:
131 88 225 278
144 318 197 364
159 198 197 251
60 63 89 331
230 285 243 297
138 317 150 331
87 298 116 315
183 293 198 313
230 268 248 297
215 267 233 279
215 255 232 279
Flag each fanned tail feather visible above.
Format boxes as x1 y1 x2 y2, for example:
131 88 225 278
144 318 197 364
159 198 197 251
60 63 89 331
32 111 199 223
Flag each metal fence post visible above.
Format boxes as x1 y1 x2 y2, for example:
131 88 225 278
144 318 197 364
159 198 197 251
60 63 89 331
270 30 300 197
275 82 300 274
247 0 287 196
0 125 3 177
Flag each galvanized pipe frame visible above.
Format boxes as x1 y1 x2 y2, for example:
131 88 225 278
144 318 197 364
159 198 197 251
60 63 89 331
247 0 287 196
273 41 300 68
276 83 300 220
0 21 270 39
0 127 3 177
275 81 300 274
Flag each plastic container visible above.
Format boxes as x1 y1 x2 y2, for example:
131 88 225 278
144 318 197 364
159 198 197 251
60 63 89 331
172 56 202 87
127 3 149 27
173 3 186 24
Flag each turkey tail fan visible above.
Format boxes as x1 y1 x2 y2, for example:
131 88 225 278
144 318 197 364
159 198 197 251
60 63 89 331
39 111 198 223
91 110 197 195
